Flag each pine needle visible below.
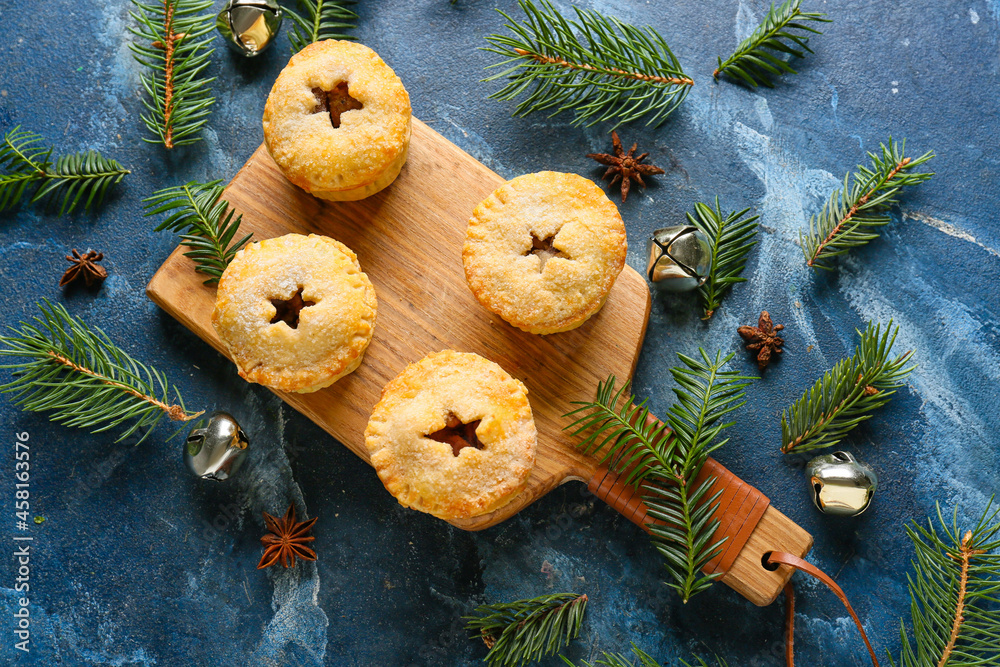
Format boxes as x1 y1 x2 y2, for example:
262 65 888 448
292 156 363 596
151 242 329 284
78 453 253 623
562 644 728 667
803 139 934 270
680 657 728 667
714 0 829 88
686 198 759 320
780 321 915 454
0 300 202 444
129 0 216 148
0 126 130 215
464 592 588 667
144 180 252 285
285 0 358 53
483 0 693 129
565 351 754 602
892 499 1000 667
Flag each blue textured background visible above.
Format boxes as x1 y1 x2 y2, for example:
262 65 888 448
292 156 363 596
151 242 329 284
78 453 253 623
1 0 998 664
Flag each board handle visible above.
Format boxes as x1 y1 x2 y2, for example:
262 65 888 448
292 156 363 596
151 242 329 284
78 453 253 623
585 416 812 606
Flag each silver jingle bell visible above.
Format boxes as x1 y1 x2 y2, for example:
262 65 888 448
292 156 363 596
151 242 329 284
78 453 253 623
646 225 713 291
184 411 249 481
806 451 878 517
216 0 283 57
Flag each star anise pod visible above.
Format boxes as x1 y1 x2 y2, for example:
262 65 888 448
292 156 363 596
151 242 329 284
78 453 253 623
59 249 107 288
586 131 665 202
257 504 317 569
738 311 785 370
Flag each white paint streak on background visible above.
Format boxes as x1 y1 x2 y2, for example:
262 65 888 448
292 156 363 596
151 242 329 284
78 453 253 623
731 121 838 363
837 259 997 510
904 210 1000 258
694 0 1000 515
735 0 759 42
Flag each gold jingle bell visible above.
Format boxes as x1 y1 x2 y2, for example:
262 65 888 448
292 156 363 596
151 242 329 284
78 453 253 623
216 0 283 57
806 451 878 516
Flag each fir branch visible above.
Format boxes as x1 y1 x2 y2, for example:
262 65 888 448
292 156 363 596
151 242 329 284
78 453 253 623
686 197 759 320
0 300 202 444
565 351 753 602
565 377 673 489
464 592 588 667
780 321 915 454
802 139 934 270
0 126 130 215
483 0 693 129
285 0 358 53
129 0 216 148
144 180 252 285
893 499 1000 667
713 0 829 87
562 644 727 667
654 350 754 601
680 658 728 667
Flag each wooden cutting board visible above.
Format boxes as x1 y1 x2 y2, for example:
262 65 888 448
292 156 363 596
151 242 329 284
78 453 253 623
147 118 810 606
148 118 651 526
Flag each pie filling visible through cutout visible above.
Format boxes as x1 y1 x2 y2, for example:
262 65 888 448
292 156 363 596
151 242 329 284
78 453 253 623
427 414 484 456
526 233 566 271
270 287 315 329
311 82 363 128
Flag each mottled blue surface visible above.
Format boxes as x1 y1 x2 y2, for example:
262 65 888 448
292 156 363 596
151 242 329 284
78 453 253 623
0 0 998 665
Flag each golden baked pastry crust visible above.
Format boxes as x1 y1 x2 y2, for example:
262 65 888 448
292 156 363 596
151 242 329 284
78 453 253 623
462 171 627 334
212 233 377 393
263 40 412 201
365 351 537 520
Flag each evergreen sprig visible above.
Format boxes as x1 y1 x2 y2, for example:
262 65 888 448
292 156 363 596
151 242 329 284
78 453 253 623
129 0 216 148
464 592 588 667
803 139 934 270
144 180 252 285
483 0 693 129
647 455 730 603
714 0 829 87
686 198 759 320
562 644 727 667
680 658 728 667
893 499 1000 667
566 351 754 602
285 0 358 53
0 127 130 215
0 300 202 443
781 321 914 454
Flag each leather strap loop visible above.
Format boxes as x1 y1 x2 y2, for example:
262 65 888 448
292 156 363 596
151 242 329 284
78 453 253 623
784 582 795 667
586 413 771 578
767 552 880 667
587 457 770 577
